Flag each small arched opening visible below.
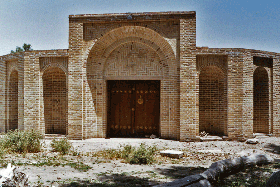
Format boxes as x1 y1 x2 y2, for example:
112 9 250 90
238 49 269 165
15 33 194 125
43 67 67 134
199 66 226 135
253 67 269 133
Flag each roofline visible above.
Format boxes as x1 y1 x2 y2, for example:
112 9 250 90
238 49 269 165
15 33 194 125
69 11 196 22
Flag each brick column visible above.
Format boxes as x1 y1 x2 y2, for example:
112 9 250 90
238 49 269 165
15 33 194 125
0 57 6 132
24 53 40 131
18 57 24 131
68 20 84 139
242 52 254 138
227 53 244 139
179 15 198 141
273 57 280 136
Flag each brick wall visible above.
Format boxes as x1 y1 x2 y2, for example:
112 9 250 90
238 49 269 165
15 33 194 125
23 50 68 135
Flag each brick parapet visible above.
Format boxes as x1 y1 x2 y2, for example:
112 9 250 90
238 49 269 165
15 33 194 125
69 11 195 23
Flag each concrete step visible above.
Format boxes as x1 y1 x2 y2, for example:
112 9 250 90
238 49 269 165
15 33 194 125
200 135 223 141
253 133 272 138
44 134 67 140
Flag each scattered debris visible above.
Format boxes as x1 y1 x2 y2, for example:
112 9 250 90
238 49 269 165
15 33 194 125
199 131 209 137
150 134 157 139
0 163 29 186
245 138 259 144
160 150 184 159
200 136 223 141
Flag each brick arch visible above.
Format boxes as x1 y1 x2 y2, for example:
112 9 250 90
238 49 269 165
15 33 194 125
84 25 179 139
253 67 269 133
42 67 67 134
41 63 68 76
102 37 170 75
86 26 176 71
8 70 18 131
199 65 227 135
196 55 227 75
7 66 18 81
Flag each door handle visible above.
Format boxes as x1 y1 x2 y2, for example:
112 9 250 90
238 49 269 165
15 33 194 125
132 108 135 111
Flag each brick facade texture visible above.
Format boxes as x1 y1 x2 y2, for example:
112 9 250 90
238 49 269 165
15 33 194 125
0 11 279 141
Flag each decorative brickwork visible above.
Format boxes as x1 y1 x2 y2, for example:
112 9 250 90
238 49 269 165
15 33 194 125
0 11 280 141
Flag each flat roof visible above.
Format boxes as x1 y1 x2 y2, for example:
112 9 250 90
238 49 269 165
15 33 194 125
69 11 195 22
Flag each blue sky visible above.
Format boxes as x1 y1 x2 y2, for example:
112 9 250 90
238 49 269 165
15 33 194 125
0 0 279 56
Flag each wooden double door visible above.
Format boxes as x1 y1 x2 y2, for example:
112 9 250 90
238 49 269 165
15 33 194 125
107 80 160 137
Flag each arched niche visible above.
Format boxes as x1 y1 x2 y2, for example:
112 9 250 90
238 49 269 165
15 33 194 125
253 67 269 133
42 67 67 134
199 66 226 135
8 70 18 131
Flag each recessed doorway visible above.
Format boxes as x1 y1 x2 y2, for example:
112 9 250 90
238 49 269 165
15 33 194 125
107 80 160 137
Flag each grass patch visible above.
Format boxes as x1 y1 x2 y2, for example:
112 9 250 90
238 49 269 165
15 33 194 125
66 162 92 172
95 143 157 165
50 138 72 155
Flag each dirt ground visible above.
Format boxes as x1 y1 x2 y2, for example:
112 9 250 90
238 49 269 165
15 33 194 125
4 136 280 186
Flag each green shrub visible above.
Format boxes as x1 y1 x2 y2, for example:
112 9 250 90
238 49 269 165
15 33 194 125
50 138 72 155
100 143 157 165
1 129 43 153
127 143 157 165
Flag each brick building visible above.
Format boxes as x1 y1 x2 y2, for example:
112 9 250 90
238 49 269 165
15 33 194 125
0 11 279 141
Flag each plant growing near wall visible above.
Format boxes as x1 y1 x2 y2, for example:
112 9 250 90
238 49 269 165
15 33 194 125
98 143 157 165
127 143 157 165
0 129 43 153
50 138 72 155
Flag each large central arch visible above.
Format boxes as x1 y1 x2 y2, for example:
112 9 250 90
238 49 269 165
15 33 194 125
83 26 178 139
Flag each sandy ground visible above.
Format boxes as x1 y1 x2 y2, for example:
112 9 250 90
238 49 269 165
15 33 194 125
4 136 280 186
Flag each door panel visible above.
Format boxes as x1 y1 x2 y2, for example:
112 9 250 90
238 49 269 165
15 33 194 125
108 81 133 137
107 80 160 137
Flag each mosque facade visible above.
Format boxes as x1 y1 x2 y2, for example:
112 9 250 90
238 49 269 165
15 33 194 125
0 11 279 141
